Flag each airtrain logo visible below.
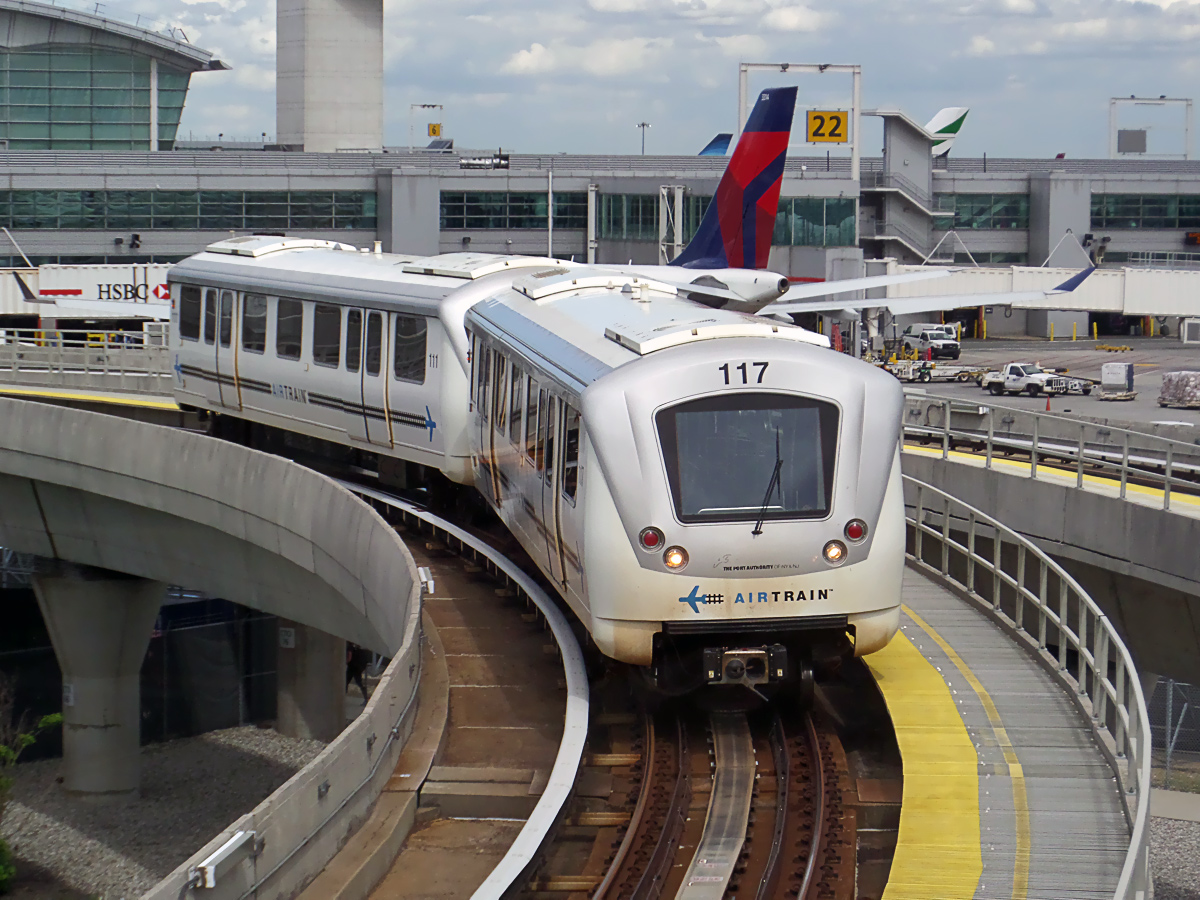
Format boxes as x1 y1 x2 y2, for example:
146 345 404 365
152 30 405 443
678 585 831 613
424 405 437 441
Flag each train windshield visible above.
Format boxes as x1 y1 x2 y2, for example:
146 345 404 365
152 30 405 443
656 394 838 524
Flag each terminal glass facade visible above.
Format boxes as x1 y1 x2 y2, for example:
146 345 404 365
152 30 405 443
1091 194 1200 229
0 48 191 150
597 194 712 243
934 193 1030 229
0 189 377 230
773 198 856 247
439 191 588 230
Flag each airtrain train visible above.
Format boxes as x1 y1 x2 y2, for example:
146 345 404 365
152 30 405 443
168 88 906 692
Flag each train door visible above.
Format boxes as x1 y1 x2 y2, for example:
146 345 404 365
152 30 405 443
557 404 581 589
487 353 506 504
540 391 562 586
360 310 392 447
200 288 223 406
214 289 241 410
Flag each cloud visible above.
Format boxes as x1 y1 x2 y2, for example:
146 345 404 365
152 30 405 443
502 37 673 77
966 34 996 55
713 33 769 56
761 3 828 31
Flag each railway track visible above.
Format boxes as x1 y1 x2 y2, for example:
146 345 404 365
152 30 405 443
527 700 857 900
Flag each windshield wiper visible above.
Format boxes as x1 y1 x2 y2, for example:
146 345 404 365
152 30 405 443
752 429 784 536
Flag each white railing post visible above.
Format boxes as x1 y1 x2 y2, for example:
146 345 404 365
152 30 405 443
1077 424 1085 488
942 399 950 459
1031 416 1039 478
1120 432 1129 500
1164 444 1173 511
985 407 994 469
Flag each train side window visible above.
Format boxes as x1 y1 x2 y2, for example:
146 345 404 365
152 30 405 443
509 365 524 446
543 395 556 484
276 298 303 361
241 293 267 354
524 377 539 463
219 291 233 348
562 404 580 502
346 310 362 373
365 312 382 376
179 285 201 341
468 333 477 404
313 303 341 368
535 389 549 473
493 355 508 433
203 288 217 345
393 315 427 383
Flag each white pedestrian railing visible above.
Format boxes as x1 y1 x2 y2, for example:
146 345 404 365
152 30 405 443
904 393 1200 511
904 475 1152 899
0 327 173 394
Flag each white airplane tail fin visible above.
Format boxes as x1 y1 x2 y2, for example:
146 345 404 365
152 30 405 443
924 107 969 157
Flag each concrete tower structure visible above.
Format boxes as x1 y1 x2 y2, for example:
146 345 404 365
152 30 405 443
276 0 383 152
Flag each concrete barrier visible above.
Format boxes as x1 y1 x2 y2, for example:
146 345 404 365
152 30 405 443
0 396 424 896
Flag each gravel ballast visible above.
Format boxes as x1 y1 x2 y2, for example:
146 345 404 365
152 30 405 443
1152 816 1200 900
1 725 324 899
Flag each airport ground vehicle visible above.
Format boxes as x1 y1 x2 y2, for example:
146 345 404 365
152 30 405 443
901 327 960 360
979 362 1092 396
167 88 907 694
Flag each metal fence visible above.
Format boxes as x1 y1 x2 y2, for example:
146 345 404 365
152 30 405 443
0 326 172 394
904 394 1200 511
904 475 1152 899
1149 678 1200 792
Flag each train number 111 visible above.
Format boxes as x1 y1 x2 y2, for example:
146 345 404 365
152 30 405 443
718 361 768 385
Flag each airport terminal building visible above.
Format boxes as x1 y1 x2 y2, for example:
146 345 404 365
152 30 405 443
3 0 1200 337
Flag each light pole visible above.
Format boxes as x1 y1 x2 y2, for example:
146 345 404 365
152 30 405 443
637 121 651 155
409 103 443 152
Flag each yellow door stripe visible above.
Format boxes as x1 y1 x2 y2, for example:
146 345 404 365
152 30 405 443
868 629 982 899
904 604 1031 900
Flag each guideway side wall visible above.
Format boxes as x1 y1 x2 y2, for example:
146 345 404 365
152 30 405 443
902 452 1200 684
0 397 423 896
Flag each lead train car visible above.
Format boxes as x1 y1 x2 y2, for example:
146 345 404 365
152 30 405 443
170 237 905 691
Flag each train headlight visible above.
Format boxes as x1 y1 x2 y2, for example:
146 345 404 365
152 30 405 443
638 527 664 551
823 540 848 567
663 546 689 570
844 519 868 543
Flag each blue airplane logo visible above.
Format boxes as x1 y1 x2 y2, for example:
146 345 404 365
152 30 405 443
425 405 437 442
679 586 705 613
173 354 183 383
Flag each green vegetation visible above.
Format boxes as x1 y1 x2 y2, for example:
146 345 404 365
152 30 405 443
0 673 63 892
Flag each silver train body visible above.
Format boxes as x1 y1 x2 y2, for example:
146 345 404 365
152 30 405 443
169 237 905 688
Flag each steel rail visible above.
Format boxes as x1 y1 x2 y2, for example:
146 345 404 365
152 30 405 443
795 714 826 900
591 713 656 900
753 713 790 900
630 715 690 900
337 483 590 900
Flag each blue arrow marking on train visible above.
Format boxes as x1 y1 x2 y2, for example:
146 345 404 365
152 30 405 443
425 406 437 441
679 586 705 614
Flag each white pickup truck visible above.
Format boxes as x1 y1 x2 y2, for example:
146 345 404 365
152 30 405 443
979 363 1092 397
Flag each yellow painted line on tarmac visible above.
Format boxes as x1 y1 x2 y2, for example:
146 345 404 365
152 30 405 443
904 604 1031 900
903 443 1200 510
0 384 179 410
868 627 982 900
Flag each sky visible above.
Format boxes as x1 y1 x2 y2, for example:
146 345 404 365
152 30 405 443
78 0 1200 157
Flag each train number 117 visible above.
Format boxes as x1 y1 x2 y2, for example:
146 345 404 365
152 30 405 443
718 361 768 385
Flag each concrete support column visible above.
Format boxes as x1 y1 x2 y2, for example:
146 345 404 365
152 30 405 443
276 619 344 742
32 571 164 801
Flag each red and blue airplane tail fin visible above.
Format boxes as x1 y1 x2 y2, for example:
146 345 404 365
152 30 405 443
671 85 797 270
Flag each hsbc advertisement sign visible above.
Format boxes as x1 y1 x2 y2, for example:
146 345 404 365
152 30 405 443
33 263 172 318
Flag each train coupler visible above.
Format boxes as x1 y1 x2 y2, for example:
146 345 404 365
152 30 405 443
703 644 788 686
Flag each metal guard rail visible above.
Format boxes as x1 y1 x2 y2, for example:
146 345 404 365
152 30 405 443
344 484 590 900
904 475 1151 899
0 328 171 393
905 394 1200 511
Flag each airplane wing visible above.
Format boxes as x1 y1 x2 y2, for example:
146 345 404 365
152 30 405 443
760 267 1095 317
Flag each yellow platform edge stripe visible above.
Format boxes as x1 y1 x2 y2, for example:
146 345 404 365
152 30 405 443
868 628 983 899
904 604 1031 900
0 385 179 410
903 442 1200 510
